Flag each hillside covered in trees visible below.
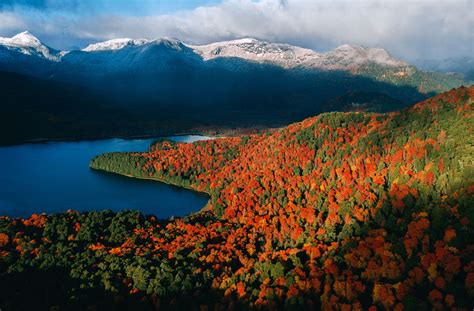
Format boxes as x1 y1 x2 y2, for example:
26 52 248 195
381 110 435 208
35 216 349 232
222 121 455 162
1 86 473 309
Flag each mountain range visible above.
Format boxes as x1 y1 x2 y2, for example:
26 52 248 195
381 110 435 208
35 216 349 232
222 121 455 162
0 31 470 145
0 31 408 69
0 31 454 75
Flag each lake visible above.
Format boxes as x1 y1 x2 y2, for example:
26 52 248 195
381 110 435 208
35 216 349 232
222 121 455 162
0 136 212 218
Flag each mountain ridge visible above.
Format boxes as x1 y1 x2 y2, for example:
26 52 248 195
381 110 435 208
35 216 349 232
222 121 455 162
0 31 61 61
0 31 470 146
0 31 411 70
0 31 467 96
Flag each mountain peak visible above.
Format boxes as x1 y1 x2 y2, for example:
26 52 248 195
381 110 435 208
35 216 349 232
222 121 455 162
188 38 409 69
82 38 151 52
188 37 321 67
82 37 184 52
320 44 407 69
4 31 42 47
0 32 409 70
0 31 60 61
334 44 365 51
13 31 35 38
217 38 260 45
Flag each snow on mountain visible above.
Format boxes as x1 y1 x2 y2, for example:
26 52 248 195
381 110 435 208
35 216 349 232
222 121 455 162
308 44 408 70
0 31 60 61
0 31 409 71
188 38 321 68
188 39 408 70
82 37 184 52
82 38 152 52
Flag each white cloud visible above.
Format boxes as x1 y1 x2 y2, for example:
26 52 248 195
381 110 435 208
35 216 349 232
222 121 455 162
0 12 27 33
1 0 473 60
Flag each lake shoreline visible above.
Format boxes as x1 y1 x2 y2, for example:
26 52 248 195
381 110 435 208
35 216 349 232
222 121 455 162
0 124 277 147
0 136 211 218
90 167 213 213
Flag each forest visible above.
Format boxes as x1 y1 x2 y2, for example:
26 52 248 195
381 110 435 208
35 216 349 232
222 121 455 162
1 86 473 310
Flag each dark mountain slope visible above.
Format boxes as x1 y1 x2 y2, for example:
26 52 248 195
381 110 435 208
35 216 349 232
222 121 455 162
0 70 215 145
1 63 450 145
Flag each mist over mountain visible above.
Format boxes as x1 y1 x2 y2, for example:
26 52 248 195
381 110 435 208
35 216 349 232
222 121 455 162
415 57 474 81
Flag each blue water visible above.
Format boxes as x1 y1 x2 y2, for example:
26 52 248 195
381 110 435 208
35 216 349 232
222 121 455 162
0 136 212 218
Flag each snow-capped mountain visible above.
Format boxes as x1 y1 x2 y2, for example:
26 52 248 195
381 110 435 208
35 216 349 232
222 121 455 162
0 31 409 71
59 37 198 79
188 38 321 68
0 32 466 146
0 31 465 99
188 39 407 70
0 31 61 61
82 37 187 53
82 38 152 52
306 44 408 70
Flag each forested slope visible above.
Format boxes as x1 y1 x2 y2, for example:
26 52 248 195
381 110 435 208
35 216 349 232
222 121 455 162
1 86 473 309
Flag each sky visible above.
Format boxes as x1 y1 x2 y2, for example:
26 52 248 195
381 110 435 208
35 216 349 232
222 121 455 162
0 0 472 61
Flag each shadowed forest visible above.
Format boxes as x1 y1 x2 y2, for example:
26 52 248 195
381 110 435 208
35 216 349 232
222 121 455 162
0 57 465 146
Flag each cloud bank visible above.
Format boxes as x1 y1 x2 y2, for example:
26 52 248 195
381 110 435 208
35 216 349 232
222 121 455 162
0 0 473 60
